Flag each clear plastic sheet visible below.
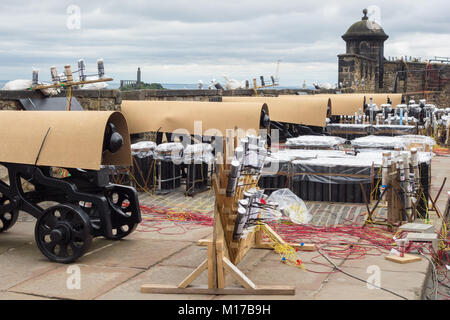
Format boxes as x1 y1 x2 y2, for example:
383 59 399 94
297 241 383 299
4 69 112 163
372 124 416 134
290 158 372 184
183 143 214 164
261 149 434 176
285 135 346 149
155 142 184 161
327 124 372 132
267 188 311 224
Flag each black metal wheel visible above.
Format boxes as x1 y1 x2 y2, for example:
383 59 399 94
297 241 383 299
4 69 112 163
105 187 140 240
110 221 138 241
0 194 19 233
35 203 92 263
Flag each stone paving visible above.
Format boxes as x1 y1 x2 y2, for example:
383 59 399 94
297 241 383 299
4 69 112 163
0 155 448 300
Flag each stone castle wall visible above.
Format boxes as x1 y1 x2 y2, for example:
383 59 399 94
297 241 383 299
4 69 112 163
338 55 450 107
338 54 377 92
0 88 318 112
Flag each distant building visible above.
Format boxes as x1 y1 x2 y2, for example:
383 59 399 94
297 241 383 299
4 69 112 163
338 9 449 106
338 9 388 91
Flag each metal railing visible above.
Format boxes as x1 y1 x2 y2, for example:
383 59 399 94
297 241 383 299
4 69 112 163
120 80 138 88
429 56 450 64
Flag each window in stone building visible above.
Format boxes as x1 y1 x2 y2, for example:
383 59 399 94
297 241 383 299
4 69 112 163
359 41 370 56
360 63 363 79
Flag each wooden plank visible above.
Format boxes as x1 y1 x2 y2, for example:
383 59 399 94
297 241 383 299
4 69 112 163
141 284 295 295
207 241 217 289
197 238 211 246
255 228 263 247
177 259 208 289
255 242 316 251
385 253 421 264
216 241 225 289
200 238 316 252
263 224 287 245
233 231 256 264
222 256 256 290
290 243 316 251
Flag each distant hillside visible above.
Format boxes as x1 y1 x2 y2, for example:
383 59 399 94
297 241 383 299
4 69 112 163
120 82 165 91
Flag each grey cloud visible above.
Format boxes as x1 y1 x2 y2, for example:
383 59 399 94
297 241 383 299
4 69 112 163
0 0 448 84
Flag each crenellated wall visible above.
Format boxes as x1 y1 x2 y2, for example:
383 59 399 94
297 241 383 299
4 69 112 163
0 88 321 112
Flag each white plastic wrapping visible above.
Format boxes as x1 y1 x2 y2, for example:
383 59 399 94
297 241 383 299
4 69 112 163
262 148 434 176
285 135 346 149
131 141 157 158
397 135 436 152
267 188 311 224
155 142 184 161
1 79 60 96
183 143 214 163
351 135 406 150
351 135 436 152
2 79 32 90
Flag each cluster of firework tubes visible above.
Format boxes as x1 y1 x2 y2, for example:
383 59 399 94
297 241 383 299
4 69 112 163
224 135 282 240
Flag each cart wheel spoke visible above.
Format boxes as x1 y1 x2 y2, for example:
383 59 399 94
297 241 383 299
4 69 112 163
43 241 57 253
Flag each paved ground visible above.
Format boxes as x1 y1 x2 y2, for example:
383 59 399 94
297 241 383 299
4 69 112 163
0 155 448 300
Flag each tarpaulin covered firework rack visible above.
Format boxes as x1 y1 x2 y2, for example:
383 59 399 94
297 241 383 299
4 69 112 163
0 111 141 263
121 100 270 194
130 140 214 195
258 148 432 215
327 123 418 139
259 151 374 203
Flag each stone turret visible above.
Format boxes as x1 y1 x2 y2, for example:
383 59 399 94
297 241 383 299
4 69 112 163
339 9 389 91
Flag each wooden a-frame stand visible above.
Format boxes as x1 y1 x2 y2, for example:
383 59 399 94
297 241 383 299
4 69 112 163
141 134 314 295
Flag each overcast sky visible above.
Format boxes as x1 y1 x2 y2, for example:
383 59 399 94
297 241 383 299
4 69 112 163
0 0 449 86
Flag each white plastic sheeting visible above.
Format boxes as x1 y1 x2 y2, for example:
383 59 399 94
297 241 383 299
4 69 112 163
131 141 157 158
285 135 346 149
183 143 214 163
154 142 184 161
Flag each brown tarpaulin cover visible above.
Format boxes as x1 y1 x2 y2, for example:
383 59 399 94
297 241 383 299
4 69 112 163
319 94 366 116
121 100 268 136
222 96 329 127
364 93 402 107
0 111 131 170
320 93 403 115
